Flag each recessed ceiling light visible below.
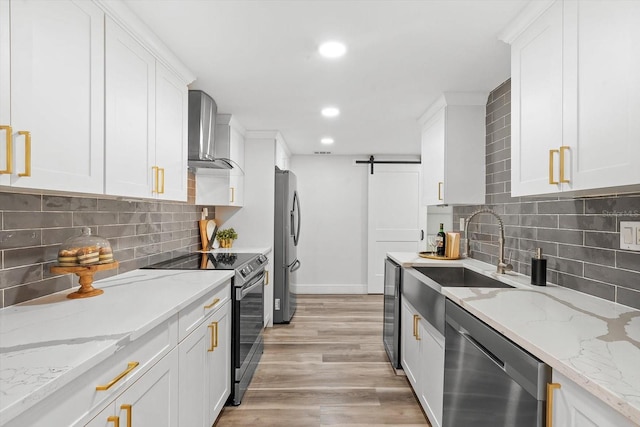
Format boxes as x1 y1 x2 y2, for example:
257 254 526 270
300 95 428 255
321 107 340 118
319 41 347 58
321 137 334 145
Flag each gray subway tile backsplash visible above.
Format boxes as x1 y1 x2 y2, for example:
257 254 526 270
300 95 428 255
0 190 215 307
453 78 640 309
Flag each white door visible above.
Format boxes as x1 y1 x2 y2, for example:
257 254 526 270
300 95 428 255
367 163 423 293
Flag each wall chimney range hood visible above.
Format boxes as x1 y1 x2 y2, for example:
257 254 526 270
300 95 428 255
188 90 233 170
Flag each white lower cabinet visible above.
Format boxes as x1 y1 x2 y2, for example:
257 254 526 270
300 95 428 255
178 294 231 427
550 370 636 427
401 298 443 427
86 348 179 427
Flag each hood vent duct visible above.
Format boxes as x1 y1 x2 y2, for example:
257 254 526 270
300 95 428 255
188 90 233 170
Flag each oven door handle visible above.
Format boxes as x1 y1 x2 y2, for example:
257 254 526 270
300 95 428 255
239 272 265 299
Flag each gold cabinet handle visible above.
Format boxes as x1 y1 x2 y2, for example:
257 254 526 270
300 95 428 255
230 187 235 203
546 382 561 427
265 271 269 285
152 166 159 193
121 404 132 427
159 167 165 194
208 321 218 352
96 362 139 391
437 181 443 201
213 320 219 349
0 125 12 174
204 297 220 309
549 149 559 184
559 146 570 183
108 416 120 427
17 131 30 177
414 315 421 340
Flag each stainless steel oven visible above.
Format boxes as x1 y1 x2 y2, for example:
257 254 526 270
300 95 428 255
143 251 267 406
232 267 265 405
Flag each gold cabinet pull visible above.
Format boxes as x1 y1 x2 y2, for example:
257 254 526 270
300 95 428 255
204 297 220 309
17 131 30 177
108 416 120 427
0 125 12 174
414 315 421 340
437 181 443 201
549 149 559 184
96 362 139 391
208 321 219 352
230 187 235 203
121 404 132 427
152 166 159 193
159 167 165 194
546 382 561 427
559 146 570 183
213 321 219 349
265 271 269 285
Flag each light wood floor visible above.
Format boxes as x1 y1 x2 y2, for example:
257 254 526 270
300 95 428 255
215 295 431 427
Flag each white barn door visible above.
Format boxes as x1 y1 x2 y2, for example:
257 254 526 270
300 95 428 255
367 163 424 294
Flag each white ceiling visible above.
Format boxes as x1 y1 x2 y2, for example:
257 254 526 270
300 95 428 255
123 0 529 156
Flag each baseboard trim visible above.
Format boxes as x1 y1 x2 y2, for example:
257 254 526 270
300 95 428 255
293 284 367 294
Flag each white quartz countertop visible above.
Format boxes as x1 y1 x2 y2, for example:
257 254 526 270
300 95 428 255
389 252 640 425
0 269 234 424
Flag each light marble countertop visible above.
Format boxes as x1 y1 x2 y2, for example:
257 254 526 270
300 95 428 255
0 269 234 424
390 252 640 425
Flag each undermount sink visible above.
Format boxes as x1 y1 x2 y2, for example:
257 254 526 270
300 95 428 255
413 267 514 289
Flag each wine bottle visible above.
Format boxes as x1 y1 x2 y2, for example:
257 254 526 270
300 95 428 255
436 223 446 257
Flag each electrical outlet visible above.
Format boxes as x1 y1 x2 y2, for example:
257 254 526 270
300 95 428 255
275 298 280 311
620 221 640 251
460 218 465 231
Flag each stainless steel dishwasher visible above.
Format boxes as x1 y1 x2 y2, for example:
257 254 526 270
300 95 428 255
444 299 550 427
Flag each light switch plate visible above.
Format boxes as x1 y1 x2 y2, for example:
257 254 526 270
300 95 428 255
620 221 640 251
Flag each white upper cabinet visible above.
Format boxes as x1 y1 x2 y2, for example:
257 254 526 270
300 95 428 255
105 17 188 201
510 0 564 196
105 16 156 199
196 115 245 206
154 63 188 201
0 0 104 193
506 0 640 197
420 93 486 206
563 0 640 193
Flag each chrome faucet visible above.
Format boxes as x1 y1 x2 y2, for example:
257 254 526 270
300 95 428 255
463 208 512 274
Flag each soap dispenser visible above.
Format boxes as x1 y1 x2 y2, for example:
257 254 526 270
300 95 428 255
531 248 547 286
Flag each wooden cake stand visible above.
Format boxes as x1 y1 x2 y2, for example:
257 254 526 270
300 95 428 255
50 261 119 299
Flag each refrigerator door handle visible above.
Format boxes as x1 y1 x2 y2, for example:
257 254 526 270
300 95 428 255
289 259 301 272
292 191 301 246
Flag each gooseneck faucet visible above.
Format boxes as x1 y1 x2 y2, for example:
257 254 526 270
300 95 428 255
464 208 513 274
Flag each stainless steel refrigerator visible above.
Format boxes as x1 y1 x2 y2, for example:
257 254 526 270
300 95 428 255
273 168 301 323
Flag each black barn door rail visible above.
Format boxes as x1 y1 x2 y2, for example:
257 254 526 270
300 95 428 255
355 155 421 174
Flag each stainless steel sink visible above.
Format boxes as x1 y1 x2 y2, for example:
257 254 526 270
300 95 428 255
413 267 514 289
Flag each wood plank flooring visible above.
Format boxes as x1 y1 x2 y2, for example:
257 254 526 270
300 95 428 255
215 295 431 427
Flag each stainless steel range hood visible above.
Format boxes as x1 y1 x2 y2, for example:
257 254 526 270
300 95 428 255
188 90 233 170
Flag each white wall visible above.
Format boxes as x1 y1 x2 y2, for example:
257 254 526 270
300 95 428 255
290 155 368 293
